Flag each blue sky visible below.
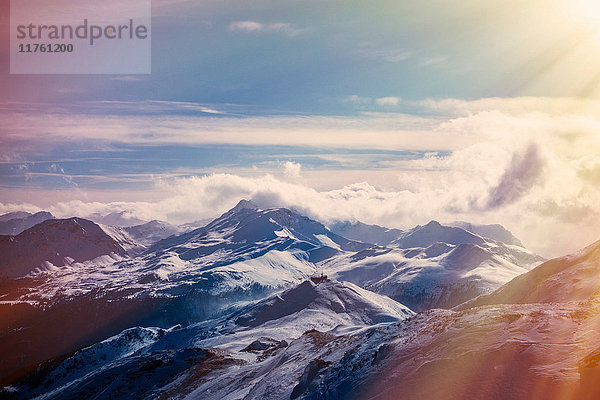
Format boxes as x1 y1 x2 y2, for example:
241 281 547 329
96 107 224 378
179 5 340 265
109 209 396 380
4 0 600 109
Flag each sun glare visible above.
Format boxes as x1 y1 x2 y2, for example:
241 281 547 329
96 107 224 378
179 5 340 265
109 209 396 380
571 0 600 28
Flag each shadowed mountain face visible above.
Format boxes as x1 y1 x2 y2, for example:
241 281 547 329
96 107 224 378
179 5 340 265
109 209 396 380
0 218 130 279
9 279 414 400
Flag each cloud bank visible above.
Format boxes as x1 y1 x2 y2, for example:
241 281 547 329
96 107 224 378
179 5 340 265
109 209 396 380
1 97 600 258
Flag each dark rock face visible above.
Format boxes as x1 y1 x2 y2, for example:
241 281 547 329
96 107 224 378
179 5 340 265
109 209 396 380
0 218 127 279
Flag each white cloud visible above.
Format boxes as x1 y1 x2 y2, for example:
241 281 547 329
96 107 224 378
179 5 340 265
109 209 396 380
3 97 600 258
228 21 264 32
228 21 303 36
281 161 302 178
376 97 401 106
343 95 372 105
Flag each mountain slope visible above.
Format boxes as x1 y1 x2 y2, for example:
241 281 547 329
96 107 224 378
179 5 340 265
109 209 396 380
0 211 31 222
320 222 542 311
307 301 600 400
328 220 402 246
392 220 486 248
151 199 370 265
448 221 524 247
11 280 413 400
123 220 183 246
0 218 132 279
0 211 55 235
14 284 600 400
458 240 600 309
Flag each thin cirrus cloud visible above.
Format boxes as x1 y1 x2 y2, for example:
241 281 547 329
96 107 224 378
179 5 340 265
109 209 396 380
228 21 304 36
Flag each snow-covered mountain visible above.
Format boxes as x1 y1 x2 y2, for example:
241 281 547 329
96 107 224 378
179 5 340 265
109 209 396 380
459 239 600 308
306 300 600 400
9 279 413 400
151 199 370 264
391 220 486 248
0 217 138 279
321 221 542 311
328 220 403 246
0 200 547 394
0 201 366 383
12 280 600 400
447 221 524 247
0 211 55 235
123 220 184 246
88 211 147 227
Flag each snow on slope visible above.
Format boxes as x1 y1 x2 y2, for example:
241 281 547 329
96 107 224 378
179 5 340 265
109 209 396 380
447 221 524 247
320 233 542 311
308 300 600 400
0 201 545 391
230 280 413 334
459 239 600 308
392 220 486 248
123 220 184 246
151 199 370 265
16 285 600 400
13 280 413 400
328 220 402 246
0 211 55 236
88 211 147 227
0 218 133 279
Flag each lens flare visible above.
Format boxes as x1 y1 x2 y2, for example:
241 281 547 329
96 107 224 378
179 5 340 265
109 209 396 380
571 0 600 28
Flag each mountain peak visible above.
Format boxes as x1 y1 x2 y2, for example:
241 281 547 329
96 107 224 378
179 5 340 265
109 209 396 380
235 279 413 328
230 199 259 213
0 217 129 279
0 211 56 235
423 220 442 228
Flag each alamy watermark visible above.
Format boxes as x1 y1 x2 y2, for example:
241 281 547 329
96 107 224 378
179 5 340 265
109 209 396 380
10 0 151 74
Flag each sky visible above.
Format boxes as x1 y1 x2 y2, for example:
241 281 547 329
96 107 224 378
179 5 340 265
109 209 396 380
2 0 600 257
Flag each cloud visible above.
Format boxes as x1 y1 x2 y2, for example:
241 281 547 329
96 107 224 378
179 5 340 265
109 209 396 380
110 76 148 82
0 105 462 151
575 155 600 183
3 97 600 258
354 42 412 63
486 144 544 209
376 97 401 106
343 95 372 105
281 161 302 178
228 21 304 36
229 21 264 32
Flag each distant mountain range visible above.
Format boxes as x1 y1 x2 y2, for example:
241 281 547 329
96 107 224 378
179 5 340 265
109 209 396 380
2 200 600 399
0 211 55 235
